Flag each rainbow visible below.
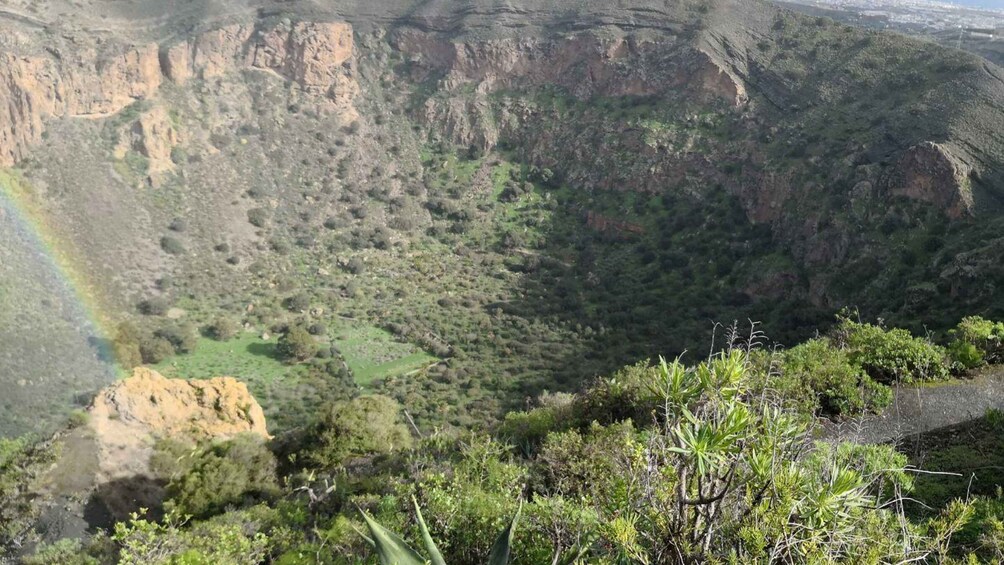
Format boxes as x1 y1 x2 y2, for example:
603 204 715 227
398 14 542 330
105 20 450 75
0 168 118 367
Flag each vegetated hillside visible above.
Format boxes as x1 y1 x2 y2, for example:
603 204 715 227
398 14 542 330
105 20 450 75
0 0 1003 434
8 316 1004 562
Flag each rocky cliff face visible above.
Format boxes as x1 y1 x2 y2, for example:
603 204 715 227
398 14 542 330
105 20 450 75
398 30 748 149
887 142 974 219
0 20 358 167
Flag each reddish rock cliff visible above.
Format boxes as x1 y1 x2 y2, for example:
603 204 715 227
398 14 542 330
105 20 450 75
0 21 358 167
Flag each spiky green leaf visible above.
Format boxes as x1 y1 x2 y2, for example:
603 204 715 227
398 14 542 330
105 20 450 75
360 510 428 565
487 504 522 565
412 496 446 565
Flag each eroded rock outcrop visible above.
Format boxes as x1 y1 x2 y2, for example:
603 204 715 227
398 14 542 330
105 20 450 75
0 21 358 167
162 20 358 122
395 30 747 104
87 367 269 484
888 142 974 219
397 29 748 157
0 44 162 166
113 104 180 186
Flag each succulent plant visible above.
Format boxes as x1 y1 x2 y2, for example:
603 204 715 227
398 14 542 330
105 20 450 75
360 496 520 565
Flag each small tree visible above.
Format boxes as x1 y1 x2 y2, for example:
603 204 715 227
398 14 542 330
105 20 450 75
277 325 315 362
112 322 143 370
284 293 312 312
139 336 175 364
137 297 170 316
162 434 279 519
154 324 198 355
306 395 413 467
205 317 239 342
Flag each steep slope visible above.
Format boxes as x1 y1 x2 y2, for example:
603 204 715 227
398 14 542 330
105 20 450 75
0 0 1003 433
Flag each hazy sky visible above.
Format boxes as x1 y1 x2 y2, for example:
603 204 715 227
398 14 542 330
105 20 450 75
951 0 1004 9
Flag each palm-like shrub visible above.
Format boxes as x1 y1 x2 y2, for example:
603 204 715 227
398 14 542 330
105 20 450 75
605 349 924 562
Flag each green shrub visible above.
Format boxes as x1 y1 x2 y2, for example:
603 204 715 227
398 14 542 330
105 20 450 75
163 434 279 519
137 297 170 316
499 408 561 454
305 395 413 468
949 316 1004 368
781 338 891 416
948 339 984 371
20 538 104 565
67 409 90 429
835 318 949 383
205 317 239 342
139 336 175 364
111 506 273 564
284 293 311 312
1 437 57 548
360 496 520 565
987 408 1004 432
112 322 144 369
572 360 661 426
346 258 365 275
247 208 270 228
160 236 186 255
154 324 198 355
277 325 315 362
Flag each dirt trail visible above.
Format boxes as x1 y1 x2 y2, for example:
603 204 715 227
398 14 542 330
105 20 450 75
823 368 1004 444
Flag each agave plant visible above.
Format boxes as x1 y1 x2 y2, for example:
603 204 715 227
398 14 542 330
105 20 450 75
360 496 520 565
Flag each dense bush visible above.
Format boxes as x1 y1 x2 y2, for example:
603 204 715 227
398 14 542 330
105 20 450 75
112 322 144 370
138 336 174 364
304 395 413 468
346 257 365 275
160 236 186 255
571 360 662 426
497 393 575 454
949 316 1004 369
1 437 56 549
137 297 170 316
284 293 312 312
247 208 270 228
277 325 316 362
205 317 239 341
110 505 278 565
780 338 891 416
158 435 279 519
154 324 198 355
835 317 949 384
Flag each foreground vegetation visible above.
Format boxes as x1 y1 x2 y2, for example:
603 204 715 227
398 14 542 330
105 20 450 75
4 314 1004 563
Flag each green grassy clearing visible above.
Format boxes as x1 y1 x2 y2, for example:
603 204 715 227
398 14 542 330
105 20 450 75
153 333 290 383
332 324 437 385
153 324 436 388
